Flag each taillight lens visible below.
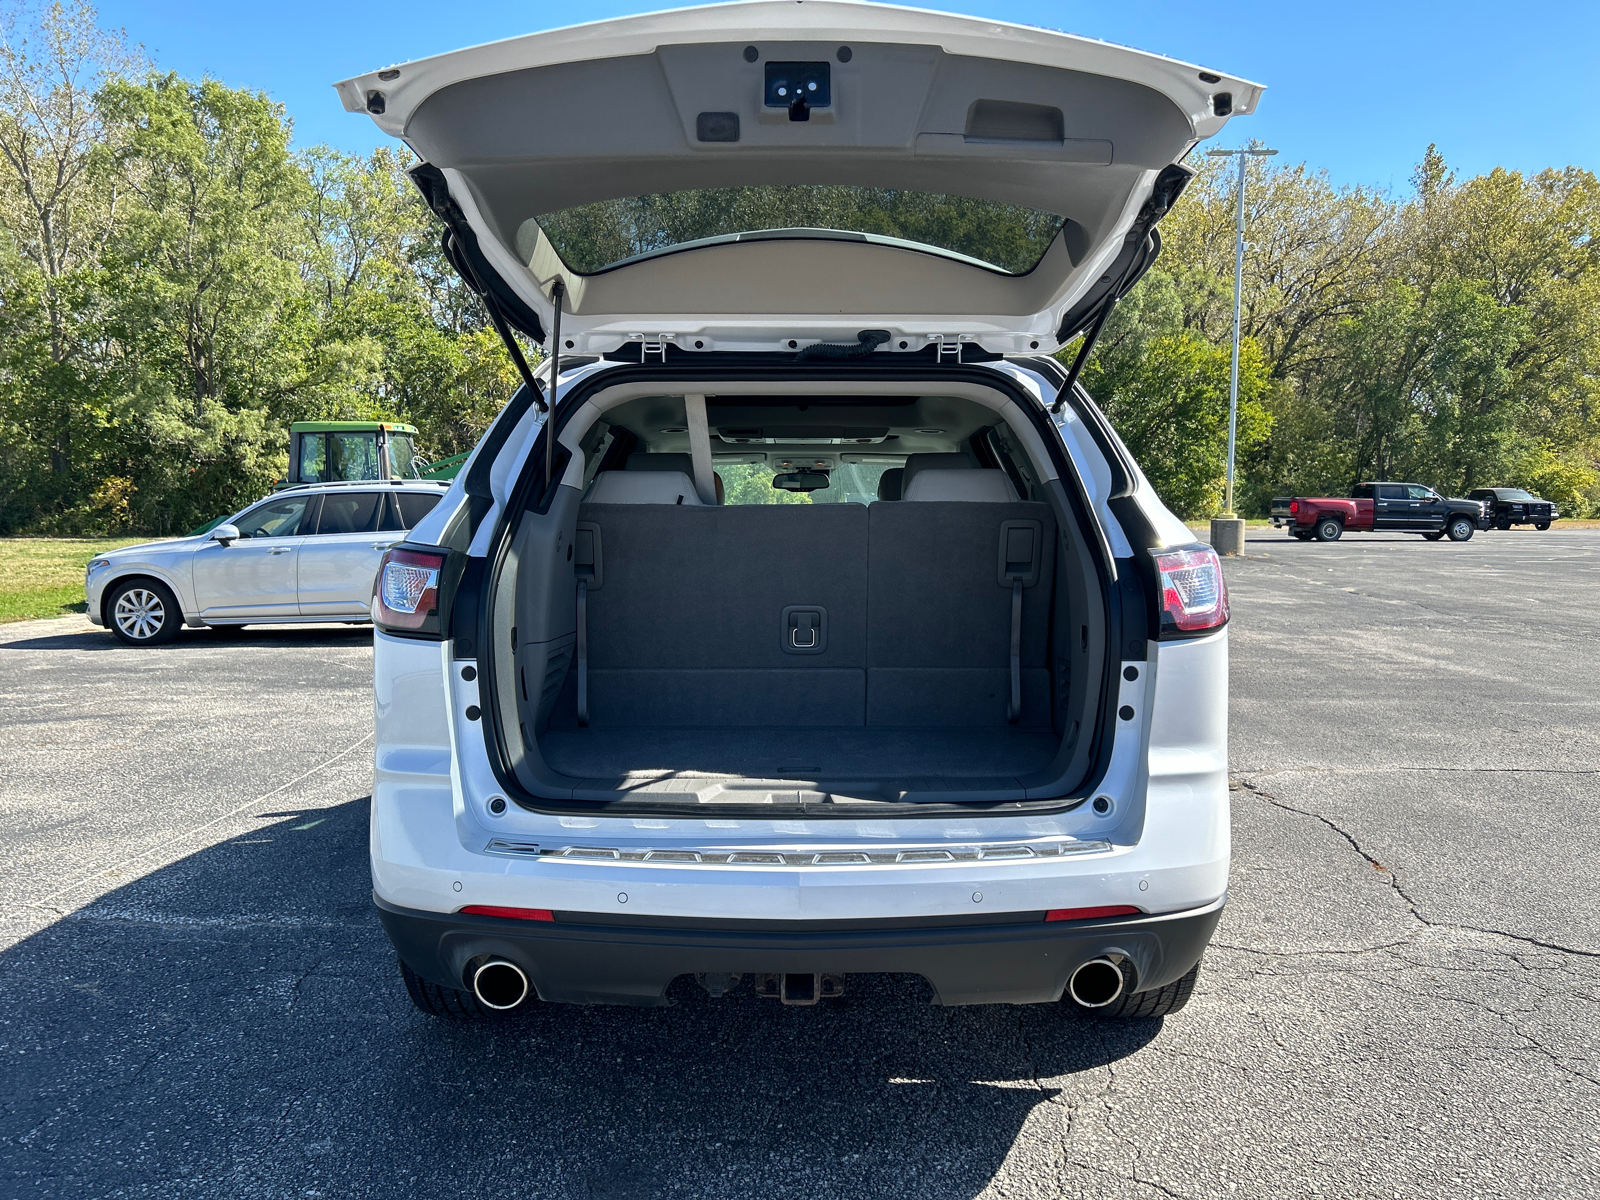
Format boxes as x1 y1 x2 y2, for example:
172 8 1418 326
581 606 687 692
376 548 445 632
1153 543 1229 636
1288 500 1298 514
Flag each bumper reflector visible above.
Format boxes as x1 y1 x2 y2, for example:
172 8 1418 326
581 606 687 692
1044 905 1142 923
460 905 555 922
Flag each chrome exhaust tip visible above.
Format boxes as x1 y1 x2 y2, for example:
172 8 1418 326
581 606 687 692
1068 957 1125 1008
472 958 530 1010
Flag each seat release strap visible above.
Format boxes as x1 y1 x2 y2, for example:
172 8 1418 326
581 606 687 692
1008 578 1023 725
1000 522 1039 725
575 580 589 728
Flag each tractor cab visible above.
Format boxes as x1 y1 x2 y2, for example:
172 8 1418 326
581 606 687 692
285 421 426 486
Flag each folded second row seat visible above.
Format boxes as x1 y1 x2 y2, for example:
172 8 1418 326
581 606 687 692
562 450 1050 738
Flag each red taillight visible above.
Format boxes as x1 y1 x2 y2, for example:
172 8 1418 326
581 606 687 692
1045 905 1142 922
1152 543 1229 636
459 905 554 922
1288 500 1299 514
375 547 445 632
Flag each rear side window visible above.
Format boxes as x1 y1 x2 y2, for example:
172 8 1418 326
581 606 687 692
1376 485 1406 500
395 492 442 527
317 492 383 534
1351 484 1374 499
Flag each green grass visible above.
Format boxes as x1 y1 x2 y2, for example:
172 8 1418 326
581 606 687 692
0 537 151 623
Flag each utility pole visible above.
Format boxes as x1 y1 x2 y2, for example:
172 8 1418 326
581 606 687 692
1205 143 1277 555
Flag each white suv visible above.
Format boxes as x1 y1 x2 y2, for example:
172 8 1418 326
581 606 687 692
346 2 1250 1020
86 480 447 644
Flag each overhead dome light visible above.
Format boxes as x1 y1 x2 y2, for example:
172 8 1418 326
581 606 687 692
915 428 945 434
658 426 687 434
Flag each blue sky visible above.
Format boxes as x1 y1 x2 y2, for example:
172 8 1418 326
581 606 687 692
96 0 1598 193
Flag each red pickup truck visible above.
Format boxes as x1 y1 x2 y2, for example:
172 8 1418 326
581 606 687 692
1270 483 1490 542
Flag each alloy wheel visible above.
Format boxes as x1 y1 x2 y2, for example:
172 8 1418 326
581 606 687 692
113 588 166 641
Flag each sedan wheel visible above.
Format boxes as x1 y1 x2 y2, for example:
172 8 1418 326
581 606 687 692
1446 517 1475 542
107 580 181 646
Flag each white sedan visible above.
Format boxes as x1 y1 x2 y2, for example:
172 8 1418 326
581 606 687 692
85 480 448 645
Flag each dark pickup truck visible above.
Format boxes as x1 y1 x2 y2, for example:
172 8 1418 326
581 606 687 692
1270 483 1491 542
1468 488 1560 530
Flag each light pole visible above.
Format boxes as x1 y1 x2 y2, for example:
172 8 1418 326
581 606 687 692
1205 143 1276 553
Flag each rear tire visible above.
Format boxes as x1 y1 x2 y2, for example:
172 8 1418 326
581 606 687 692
1422 532 1445 541
1314 517 1343 542
1290 530 1313 541
1446 516 1475 542
1091 960 1202 1019
106 579 182 646
1535 521 1551 531
399 958 498 1020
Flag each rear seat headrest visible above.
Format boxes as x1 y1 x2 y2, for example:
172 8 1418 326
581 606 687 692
902 452 977 493
876 467 905 501
625 452 695 474
586 470 702 505
902 469 1018 503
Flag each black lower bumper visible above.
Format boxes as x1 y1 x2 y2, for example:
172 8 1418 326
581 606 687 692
375 894 1226 1007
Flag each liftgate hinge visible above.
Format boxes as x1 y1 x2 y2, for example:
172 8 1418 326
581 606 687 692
627 333 673 361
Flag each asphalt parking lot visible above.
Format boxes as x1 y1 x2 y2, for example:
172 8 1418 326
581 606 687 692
2 528 1597 1199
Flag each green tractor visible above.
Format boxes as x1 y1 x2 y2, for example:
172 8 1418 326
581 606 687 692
188 421 469 535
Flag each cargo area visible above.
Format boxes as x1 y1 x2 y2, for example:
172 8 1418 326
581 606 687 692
493 383 1111 808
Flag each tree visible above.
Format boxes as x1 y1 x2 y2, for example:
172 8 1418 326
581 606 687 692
85 73 313 530
0 0 140 527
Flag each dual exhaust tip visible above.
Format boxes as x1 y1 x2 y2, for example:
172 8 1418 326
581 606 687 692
472 958 531 1010
1068 956 1126 1008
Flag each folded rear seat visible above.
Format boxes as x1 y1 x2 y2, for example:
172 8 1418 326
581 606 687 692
867 468 1054 727
562 501 869 727
554 454 1053 741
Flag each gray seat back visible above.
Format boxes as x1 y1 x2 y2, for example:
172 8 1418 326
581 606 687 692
866 500 1055 726
564 503 868 726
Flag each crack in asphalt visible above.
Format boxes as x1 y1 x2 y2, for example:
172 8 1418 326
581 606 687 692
1233 778 1600 960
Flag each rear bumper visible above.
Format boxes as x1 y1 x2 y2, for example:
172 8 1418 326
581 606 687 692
376 892 1226 1007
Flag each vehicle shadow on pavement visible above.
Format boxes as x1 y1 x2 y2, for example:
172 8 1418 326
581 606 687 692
0 796 1161 1199
0 625 373 653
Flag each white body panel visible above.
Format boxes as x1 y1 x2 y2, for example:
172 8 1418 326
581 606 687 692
370 628 1227 922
